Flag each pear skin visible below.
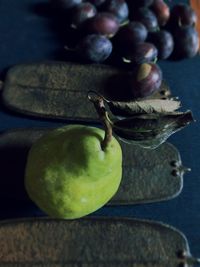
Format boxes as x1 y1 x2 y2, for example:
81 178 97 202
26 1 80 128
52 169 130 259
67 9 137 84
25 125 122 219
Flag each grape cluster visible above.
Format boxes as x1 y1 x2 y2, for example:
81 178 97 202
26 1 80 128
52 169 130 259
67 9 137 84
50 0 199 98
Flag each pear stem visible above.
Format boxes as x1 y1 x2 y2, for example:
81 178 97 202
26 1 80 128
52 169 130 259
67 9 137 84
101 111 113 150
88 91 113 151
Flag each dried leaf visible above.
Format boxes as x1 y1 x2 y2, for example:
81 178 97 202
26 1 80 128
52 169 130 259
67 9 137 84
0 217 197 267
107 99 181 117
113 111 194 149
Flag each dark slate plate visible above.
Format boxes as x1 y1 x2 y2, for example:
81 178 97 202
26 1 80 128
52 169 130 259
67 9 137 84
1 62 170 122
0 128 186 205
0 217 199 267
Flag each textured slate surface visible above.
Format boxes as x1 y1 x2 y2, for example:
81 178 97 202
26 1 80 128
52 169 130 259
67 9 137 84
2 62 124 121
2 62 170 121
0 217 191 266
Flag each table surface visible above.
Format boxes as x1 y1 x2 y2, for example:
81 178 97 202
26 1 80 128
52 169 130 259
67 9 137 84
0 0 199 259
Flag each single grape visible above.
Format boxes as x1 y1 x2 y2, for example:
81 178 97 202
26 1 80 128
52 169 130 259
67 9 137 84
148 30 174 59
103 0 129 23
77 34 113 62
130 62 162 98
71 2 97 28
151 0 170 26
173 26 199 59
115 21 148 50
85 12 120 37
123 42 158 64
49 0 82 9
170 4 197 27
133 8 159 32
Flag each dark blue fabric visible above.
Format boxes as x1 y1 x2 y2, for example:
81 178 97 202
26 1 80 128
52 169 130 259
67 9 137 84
0 0 199 258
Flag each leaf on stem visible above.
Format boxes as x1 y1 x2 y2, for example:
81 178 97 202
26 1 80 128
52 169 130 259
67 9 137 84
107 99 181 117
113 111 194 149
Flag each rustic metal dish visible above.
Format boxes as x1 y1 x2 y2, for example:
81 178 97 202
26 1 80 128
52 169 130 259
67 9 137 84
0 128 187 205
1 62 171 121
0 217 199 267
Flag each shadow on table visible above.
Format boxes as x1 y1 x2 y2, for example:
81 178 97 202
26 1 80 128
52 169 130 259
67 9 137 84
0 130 46 219
29 2 84 62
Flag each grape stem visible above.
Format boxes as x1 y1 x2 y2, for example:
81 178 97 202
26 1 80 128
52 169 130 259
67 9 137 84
88 91 113 151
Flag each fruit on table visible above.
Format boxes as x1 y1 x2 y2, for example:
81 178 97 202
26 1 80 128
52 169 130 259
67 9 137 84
85 12 120 37
123 42 158 64
103 0 129 23
114 21 148 51
77 34 113 62
50 0 199 63
132 7 159 32
71 2 97 28
151 0 170 26
148 30 174 59
25 125 122 219
170 3 197 27
173 26 199 59
130 62 162 98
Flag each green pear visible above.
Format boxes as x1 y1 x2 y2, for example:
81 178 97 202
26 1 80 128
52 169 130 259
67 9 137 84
25 125 122 219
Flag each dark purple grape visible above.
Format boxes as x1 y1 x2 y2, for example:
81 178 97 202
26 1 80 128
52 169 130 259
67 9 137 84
173 26 199 59
148 30 174 59
103 0 129 23
85 12 120 37
170 4 197 27
134 8 159 32
123 42 158 64
71 2 97 28
130 62 162 98
77 34 113 62
115 21 148 50
151 0 170 26
49 0 82 9
88 0 106 7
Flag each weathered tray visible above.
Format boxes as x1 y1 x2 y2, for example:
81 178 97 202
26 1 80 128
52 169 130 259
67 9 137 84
0 217 198 267
0 128 186 205
1 62 170 121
